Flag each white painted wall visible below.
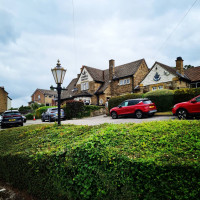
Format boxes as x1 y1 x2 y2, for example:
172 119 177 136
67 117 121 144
141 63 176 86
7 97 11 110
77 68 93 84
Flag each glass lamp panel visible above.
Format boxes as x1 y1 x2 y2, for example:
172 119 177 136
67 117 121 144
52 69 58 84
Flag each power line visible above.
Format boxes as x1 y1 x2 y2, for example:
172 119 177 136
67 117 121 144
154 0 199 60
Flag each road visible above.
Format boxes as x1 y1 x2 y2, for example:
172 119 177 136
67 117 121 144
0 115 175 130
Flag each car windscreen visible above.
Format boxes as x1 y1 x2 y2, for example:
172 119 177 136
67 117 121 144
3 112 21 116
142 100 152 104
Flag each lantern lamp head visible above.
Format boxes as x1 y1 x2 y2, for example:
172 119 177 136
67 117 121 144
51 60 66 84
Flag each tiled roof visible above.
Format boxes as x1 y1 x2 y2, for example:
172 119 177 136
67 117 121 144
114 59 144 79
85 66 104 82
184 66 200 82
61 78 78 99
38 89 57 96
73 91 93 97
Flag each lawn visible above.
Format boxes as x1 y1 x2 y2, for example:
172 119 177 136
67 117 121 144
0 120 199 200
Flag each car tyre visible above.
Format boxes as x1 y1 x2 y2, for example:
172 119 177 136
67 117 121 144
177 109 188 120
49 117 53 122
42 117 45 122
135 110 143 119
111 111 118 119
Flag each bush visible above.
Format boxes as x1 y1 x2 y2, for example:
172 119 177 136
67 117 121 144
25 113 34 120
63 100 85 119
144 89 174 112
108 93 143 110
173 88 200 104
83 105 103 117
35 106 55 119
0 121 200 200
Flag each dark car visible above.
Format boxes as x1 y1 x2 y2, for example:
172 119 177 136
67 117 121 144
110 98 157 119
1 110 24 128
41 107 65 122
172 95 200 119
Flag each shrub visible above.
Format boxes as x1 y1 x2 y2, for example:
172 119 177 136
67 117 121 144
108 93 143 110
144 89 174 112
173 88 200 104
35 106 55 119
0 121 199 200
63 100 85 119
83 105 103 117
25 113 34 120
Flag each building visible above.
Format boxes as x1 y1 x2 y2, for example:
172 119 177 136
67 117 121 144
0 87 12 113
61 59 149 105
139 57 200 92
29 89 57 106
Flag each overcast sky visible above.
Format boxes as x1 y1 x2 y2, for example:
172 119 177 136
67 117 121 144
1 0 200 108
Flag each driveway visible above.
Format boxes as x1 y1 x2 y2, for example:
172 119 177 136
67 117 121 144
0 115 175 130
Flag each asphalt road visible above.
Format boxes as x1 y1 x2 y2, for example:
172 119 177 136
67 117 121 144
0 115 176 130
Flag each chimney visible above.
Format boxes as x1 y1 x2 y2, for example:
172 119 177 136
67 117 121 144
109 59 115 81
176 57 184 75
77 74 80 78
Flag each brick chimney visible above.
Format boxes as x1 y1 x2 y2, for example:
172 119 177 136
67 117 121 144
176 57 184 75
109 59 115 81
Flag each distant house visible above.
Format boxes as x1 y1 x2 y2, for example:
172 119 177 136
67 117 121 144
29 89 57 106
139 57 200 92
0 87 12 113
61 59 149 105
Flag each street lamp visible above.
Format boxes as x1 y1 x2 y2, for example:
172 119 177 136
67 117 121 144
51 60 66 125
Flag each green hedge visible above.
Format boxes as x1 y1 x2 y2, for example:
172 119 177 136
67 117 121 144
0 121 199 200
173 88 200 104
144 89 174 112
108 88 200 112
35 106 55 119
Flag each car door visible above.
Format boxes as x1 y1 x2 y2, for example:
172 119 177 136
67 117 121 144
190 96 200 113
127 100 138 114
117 101 129 115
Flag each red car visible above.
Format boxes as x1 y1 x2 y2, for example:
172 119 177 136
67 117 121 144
172 95 200 119
110 98 157 119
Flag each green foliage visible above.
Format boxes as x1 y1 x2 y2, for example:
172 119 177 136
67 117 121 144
82 105 103 117
18 105 31 112
144 89 174 112
0 121 199 200
35 106 55 119
108 93 143 110
25 113 34 120
173 88 200 105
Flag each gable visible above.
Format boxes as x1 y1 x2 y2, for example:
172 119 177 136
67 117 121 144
77 67 94 84
141 63 176 86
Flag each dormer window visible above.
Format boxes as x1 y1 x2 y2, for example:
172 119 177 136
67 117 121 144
119 78 130 85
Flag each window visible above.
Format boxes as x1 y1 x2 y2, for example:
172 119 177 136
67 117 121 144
152 87 157 91
128 100 138 106
99 99 103 105
120 101 128 107
119 78 130 85
196 96 200 102
38 95 40 100
81 82 89 91
158 86 163 90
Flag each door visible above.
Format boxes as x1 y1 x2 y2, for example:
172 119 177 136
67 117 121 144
117 101 129 115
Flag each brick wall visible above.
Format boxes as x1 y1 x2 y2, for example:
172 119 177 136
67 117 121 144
0 88 7 113
32 90 45 104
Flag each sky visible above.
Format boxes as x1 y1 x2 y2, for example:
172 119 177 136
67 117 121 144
1 0 200 108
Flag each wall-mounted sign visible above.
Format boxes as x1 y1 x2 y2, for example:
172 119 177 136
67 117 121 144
81 71 88 81
153 72 161 81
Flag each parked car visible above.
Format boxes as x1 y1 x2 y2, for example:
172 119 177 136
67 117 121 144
1 110 24 128
110 98 157 119
0 115 2 125
172 95 200 119
22 115 26 123
41 107 65 122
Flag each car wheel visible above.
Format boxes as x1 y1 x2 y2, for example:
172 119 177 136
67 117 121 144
177 109 187 120
42 117 45 122
111 111 118 119
135 110 143 119
21 123 23 126
49 117 53 122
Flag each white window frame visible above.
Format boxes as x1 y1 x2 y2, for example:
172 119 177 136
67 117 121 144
119 78 130 86
81 82 89 91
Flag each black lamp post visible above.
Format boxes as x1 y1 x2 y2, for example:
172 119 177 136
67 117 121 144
51 60 66 125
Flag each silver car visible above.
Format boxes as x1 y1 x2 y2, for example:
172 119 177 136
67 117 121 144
41 107 65 122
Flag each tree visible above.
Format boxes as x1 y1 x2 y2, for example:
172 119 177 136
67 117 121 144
184 65 194 70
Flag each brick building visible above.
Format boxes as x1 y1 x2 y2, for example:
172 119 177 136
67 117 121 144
29 89 57 106
139 57 200 92
61 59 149 105
0 87 12 113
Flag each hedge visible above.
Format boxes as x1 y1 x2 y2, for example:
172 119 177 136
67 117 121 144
144 89 174 112
35 106 55 119
0 121 199 200
108 88 200 112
